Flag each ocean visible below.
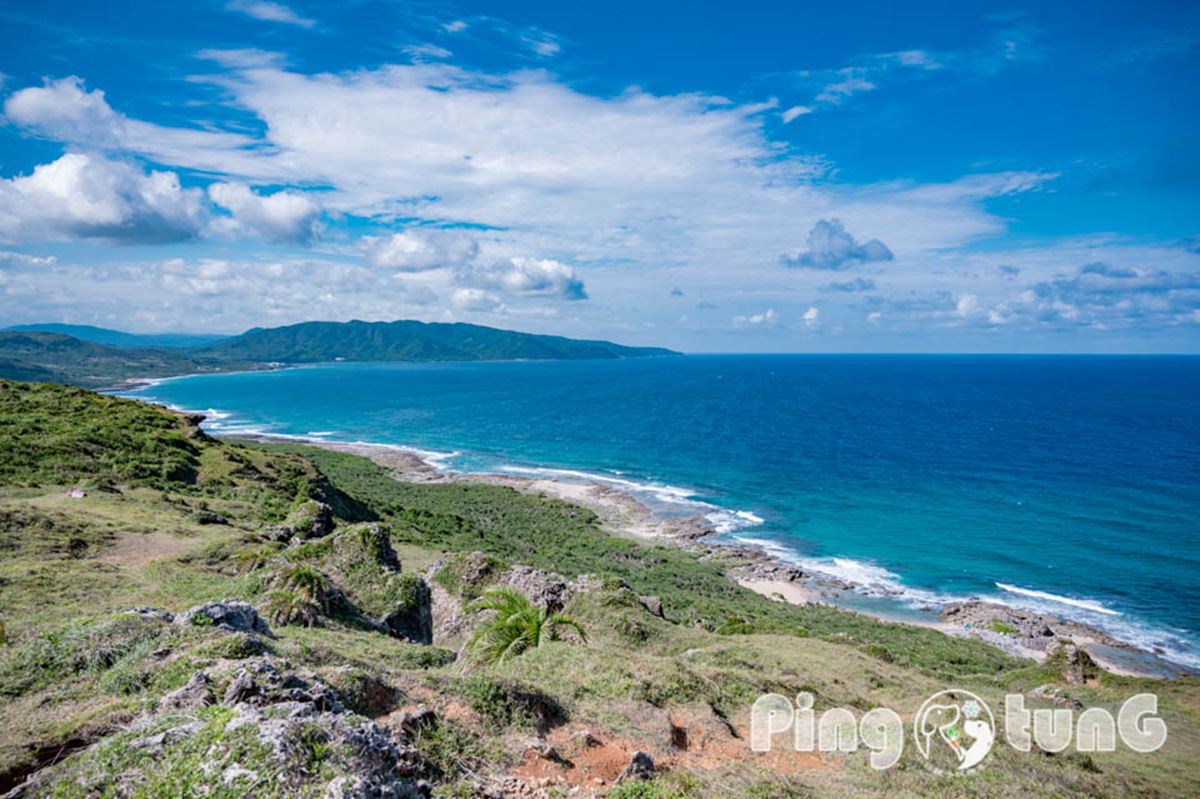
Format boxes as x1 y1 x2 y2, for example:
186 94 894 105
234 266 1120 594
124 355 1200 669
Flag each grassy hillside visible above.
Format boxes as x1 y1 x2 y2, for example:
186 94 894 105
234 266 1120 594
0 380 1196 798
0 332 234 389
197 319 678 363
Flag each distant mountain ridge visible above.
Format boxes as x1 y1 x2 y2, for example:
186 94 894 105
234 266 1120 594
0 320 678 388
0 332 230 389
3 323 230 349
197 320 677 363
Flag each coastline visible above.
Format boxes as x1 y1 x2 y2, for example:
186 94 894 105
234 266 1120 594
225 430 1192 680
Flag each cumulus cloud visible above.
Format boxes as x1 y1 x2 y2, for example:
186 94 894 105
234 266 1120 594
226 1 315 28
364 230 479 272
733 308 778 327
803 306 820 327
460 257 587 300
452 287 501 311
207 182 321 243
0 153 206 244
3 77 253 171
782 219 894 270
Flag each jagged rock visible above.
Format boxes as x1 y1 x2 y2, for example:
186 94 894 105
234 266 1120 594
1049 641 1100 685
175 600 273 636
638 595 664 618
337 523 402 573
128 721 204 753
499 565 572 612
126 606 175 623
224 669 260 705
159 671 214 712
616 751 655 782
379 576 433 644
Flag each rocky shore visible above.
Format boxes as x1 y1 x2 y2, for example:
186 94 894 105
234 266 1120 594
234 434 1184 680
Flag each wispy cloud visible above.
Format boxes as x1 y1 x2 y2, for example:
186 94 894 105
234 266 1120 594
226 1 315 29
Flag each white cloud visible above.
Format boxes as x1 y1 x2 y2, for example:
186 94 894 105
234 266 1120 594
802 306 820 327
733 308 778 327
3 77 254 172
0 153 207 244
443 20 469 33
452 287 501 311
207 182 321 243
226 1 315 28
529 37 561 57
460 256 587 300
782 219 894 270
816 72 877 104
364 230 479 272
404 44 453 60
781 105 812 123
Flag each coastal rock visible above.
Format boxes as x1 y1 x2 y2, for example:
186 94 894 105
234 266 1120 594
175 600 273 637
269 499 334 541
499 565 572 612
335 523 403 573
379 576 434 644
1048 641 1100 684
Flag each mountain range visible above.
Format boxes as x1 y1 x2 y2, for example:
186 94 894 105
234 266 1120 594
0 320 677 388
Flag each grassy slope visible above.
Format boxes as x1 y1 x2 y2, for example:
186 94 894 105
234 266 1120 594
0 332 234 389
0 380 1197 798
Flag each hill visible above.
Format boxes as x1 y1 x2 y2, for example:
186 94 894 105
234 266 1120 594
1 380 1197 798
3 323 229 349
197 320 678 363
0 332 234 389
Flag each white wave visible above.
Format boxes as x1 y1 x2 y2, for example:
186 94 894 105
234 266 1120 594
306 431 335 437
499 464 701 506
995 583 1122 616
706 510 766 534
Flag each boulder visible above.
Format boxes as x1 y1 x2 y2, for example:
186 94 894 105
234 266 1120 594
616 751 655 782
499 565 572 612
638 595 665 618
175 600 273 637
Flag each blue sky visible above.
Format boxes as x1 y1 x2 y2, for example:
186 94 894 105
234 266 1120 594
0 0 1197 352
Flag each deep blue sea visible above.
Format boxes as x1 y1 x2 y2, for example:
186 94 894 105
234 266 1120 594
125 355 1200 669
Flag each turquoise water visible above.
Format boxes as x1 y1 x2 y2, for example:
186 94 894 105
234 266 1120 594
125 355 1200 668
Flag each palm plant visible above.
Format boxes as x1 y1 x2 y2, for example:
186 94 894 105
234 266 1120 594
465 587 587 665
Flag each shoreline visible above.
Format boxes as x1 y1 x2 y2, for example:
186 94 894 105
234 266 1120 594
224 430 1193 680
